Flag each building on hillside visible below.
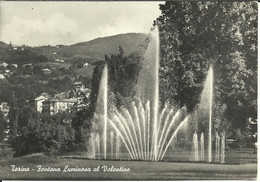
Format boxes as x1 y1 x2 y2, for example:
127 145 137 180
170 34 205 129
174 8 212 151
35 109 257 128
12 64 18 68
68 82 91 105
0 74 5 79
35 93 49 113
42 98 77 115
83 63 89 68
0 102 10 117
35 82 91 115
42 68 52 74
54 92 67 99
1 62 8 68
0 102 10 141
73 81 85 92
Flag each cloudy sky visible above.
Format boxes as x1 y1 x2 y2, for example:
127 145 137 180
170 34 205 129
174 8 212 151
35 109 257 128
0 2 161 46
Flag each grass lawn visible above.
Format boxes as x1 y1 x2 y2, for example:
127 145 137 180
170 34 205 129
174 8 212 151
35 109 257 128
0 153 257 180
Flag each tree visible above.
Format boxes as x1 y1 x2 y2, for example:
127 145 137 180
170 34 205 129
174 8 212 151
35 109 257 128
71 64 103 146
0 110 8 154
105 48 142 107
9 92 19 138
157 1 257 130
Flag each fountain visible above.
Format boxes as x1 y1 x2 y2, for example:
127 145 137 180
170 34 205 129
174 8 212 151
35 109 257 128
200 132 205 161
193 132 199 161
92 24 219 162
96 133 100 159
199 66 214 162
208 67 213 162
115 133 120 159
215 132 220 162
110 131 114 159
220 132 225 163
93 25 189 161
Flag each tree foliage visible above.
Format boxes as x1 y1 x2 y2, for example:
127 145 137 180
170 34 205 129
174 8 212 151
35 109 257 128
106 47 142 108
157 1 257 130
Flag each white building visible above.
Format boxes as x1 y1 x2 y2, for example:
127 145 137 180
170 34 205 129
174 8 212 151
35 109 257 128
35 93 49 113
0 74 5 79
42 98 77 115
1 62 8 68
83 63 89 68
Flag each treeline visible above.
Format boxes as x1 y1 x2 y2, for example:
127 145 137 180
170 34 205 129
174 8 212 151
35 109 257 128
156 1 257 145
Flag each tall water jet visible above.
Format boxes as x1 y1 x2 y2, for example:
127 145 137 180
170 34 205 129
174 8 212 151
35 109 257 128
90 133 96 159
96 133 100 159
152 25 160 160
199 66 214 162
102 64 108 159
115 132 120 159
220 132 225 163
200 132 204 161
193 132 199 161
208 67 213 162
137 25 160 160
215 132 220 162
94 63 108 159
110 131 114 159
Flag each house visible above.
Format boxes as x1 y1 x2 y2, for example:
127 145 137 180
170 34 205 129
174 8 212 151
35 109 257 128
42 98 77 115
35 93 49 113
12 64 18 68
42 68 52 74
83 63 89 68
1 62 8 68
0 102 10 117
23 63 33 68
0 74 5 79
73 82 85 92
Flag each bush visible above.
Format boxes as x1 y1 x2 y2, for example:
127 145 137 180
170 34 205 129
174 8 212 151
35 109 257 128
10 112 83 157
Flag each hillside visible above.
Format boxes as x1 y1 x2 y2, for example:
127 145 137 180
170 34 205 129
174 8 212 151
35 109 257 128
56 33 148 61
0 33 148 64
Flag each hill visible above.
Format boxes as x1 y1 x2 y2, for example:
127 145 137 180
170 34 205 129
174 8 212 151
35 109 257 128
56 33 148 61
0 33 148 64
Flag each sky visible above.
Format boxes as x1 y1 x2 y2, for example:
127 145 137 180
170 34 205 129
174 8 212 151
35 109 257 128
0 2 162 46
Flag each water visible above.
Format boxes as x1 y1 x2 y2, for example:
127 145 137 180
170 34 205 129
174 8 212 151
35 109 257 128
108 101 188 161
96 133 100 159
93 25 189 161
200 132 204 161
208 67 213 162
110 131 114 159
103 65 108 159
115 132 120 159
215 132 220 162
92 25 217 162
199 66 214 162
220 132 225 163
193 132 199 161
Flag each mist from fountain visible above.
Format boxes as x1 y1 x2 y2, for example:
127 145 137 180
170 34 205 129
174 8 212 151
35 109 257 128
96 133 100 159
193 132 199 161
220 132 225 163
215 132 220 162
115 133 121 159
199 66 214 162
200 132 205 161
110 131 114 159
